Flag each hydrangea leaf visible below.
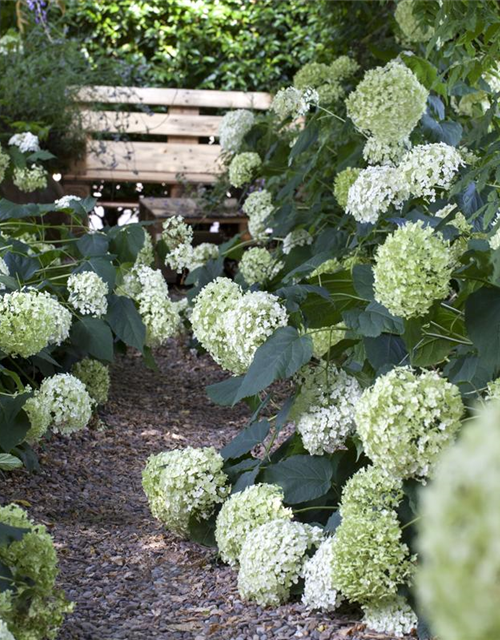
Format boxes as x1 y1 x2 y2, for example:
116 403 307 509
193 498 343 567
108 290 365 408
221 420 270 461
70 317 114 363
76 232 109 258
465 286 500 370
0 392 31 452
106 295 146 352
261 454 334 504
0 453 22 471
364 334 408 373
343 301 404 338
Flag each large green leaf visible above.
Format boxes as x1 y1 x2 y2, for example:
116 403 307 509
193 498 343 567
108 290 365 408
74 257 116 289
220 420 270 460
70 318 114 362
106 295 145 352
206 375 246 406
343 301 404 338
261 454 334 504
0 522 28 546
0 392 32 452
108 224 145 263
77 232 110 257
465 286 500 371
233 327 312 403
0 453 22 471
364 334 408 373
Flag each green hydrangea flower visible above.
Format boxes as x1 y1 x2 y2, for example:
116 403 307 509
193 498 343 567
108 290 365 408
228 152 261 188
72 358 110 406
0 146 9 183
238 247 283 285
394 0 434 43
0 504 73 640
333 168 361 209
12 165 47 193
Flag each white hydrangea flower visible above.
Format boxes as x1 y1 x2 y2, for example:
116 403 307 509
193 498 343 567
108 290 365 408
0 146 9 183
362 597 418 637
373 221 453 318
271 86 318 120
395 0 434 43
67 272 108 317
189 243 219 271
219 109 255 153
0 290 71 358
8 132 40 153
435 204 471 234
123 266 181 347
228 152 261 188
161 216 194 272
305 325 345 359
294 56 359 105
135 228 155 267
282 228 313 255
239 247 283 285
345 60 428 144
346 165 409 224
331 466 414 604
417 401 500 640
302 537 343 611
490 213 500 250
0 257 9 291
71 358 110 406
215 484 293 567
356 367 464 480
54 195 82 210
292 363 362 455
238 520 323 606
399 143 465 200
362 136 410 165
142 447 229 537
24 373 93 442
333 169 361 210
0 618 15 640
242 190 274 240
13 165 47 193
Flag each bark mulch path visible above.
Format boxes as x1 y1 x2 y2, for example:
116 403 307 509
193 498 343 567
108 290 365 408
2 342 404 640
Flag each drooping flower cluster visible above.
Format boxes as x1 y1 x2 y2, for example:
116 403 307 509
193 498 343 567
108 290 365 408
302 537 343 611
0 504 73 640
228 152 262 188
373 221 454 318
123 266 181 347
8 132 40 153
0 146 9 183
271 87 318 120
346 165 408 224
0 290 71 358
333 167 361 209
142 447 229 537
394 0 434 43
356 367 464 480
331 467 414 603
345 60 428 144
67 271 109 317
292 363 362 455
242 190 274 240
53 195 82 210
161 216 194 272
219 109 255 153
238 520 323 606
12 165 47 192
71 358 110 406
24 373 93 442
191 277 288 374
362 597 418 638
282 228 313 254
294 56 359 104
238 247 283 285
215 484 293 566
399 143 465 200
418 402 500 640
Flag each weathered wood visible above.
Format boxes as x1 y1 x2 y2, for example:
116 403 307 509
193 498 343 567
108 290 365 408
81 110 223 137
167 106 200 197
64 169 218 184
140 196 240 218
76 85 272 110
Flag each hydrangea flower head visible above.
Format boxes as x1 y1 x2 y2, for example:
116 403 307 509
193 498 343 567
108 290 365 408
305 324 345 359
219 109 254 153
0 290 71 358
13 165 47 193
356 367 464 480
190 243 219 271
334 167 361 209
362 136 410 165
242 190 274 240
0 504 73 640
294 57 359 104
345 60 428 143
399 143 465 200
418 401 500 640
362 597 417 637
239 247 283 285
135 228 155 267
228 152 261 188
0 257 9 291
346 165 409 224
395 0 434 43
292 363 362 455
72 358 110 405
0 619 15 640
282 228 313 254
340 465 404 518
271 87 318 120
161 216 194 271
0 146 9 183
302 537 343 611
68 271 108 317
54 195 82 210
215 484 293 566
373 220 453 318
24 373 93 441
8 132 40 153
238 520 323 606
142 447 229 537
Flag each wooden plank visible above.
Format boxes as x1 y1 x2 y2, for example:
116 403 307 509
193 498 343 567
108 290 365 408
168 106 200 197
81 110 222 137
83 140 222 175
140 197 239 218
64 170 218 184
76 85 272 110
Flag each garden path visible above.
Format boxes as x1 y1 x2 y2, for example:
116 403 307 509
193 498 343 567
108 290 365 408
3 342 399 640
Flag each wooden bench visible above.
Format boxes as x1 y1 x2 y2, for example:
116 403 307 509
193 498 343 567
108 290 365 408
63 85 272 238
